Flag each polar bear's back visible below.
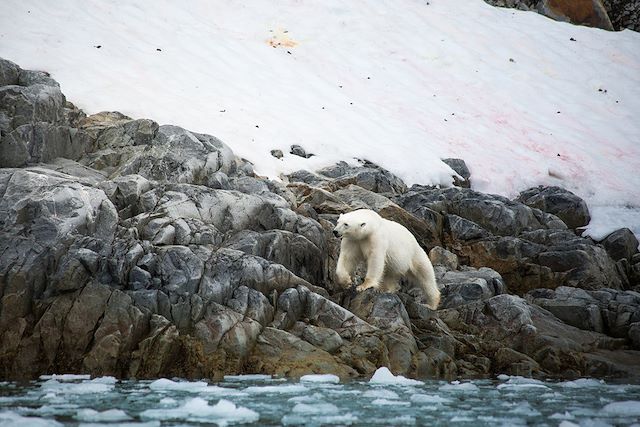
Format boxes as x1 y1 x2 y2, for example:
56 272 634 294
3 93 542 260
379 217 426 273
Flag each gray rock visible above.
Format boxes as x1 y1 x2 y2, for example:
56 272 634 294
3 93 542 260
288 160 407 195
270 149 284 159
517 185 590 229
439 267 506 309
600 228 639 261
0 58 20 86
442 158 471 188
602 0 640 31
290 144 313 158
396 186 566 237
429 246 459 270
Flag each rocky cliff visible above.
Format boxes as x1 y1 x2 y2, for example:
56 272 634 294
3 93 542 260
1 58 639 381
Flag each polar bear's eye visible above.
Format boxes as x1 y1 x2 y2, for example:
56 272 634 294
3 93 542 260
344 223 349 227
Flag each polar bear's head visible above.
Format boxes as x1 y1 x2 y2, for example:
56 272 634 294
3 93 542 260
333 209 380 240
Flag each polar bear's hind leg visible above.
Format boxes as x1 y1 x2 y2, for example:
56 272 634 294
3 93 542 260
409 255 440 310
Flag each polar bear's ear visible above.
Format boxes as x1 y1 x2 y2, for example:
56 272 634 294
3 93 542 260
360 222 366 227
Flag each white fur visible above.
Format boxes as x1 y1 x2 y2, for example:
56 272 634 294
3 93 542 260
334 209 440 309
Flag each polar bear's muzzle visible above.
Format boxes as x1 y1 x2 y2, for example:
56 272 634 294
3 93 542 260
333 229 341 237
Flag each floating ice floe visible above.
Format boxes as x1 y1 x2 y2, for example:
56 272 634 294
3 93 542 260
601 400 640 417
299 374 340 384
79 422 160 427
410 393 452 404
140 397 259 425
39 374 91 381
40 378 115 394
496 376 550 391
291 402 340 414
288 393 324 403
507 401 542 417
438 381 480 392
549 411 575 420
244 384 308 394
148 379 245 396
383 415 416 425
75 408 131 422
363 389 400 399
148 378 209 391
0 411 62 427
369 367 423 386
282 413 358 425
559 378 606 388
223 374 273 382
159 397 177 405
372 398 411 406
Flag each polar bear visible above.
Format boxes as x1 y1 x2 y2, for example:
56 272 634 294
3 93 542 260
333 209 440 309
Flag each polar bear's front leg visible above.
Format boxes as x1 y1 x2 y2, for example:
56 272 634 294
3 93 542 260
336 240 357 287
357 246 385 291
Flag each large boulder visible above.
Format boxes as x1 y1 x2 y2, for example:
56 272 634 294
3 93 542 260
600 228 639 262
602 0 640 31
516 185 590 229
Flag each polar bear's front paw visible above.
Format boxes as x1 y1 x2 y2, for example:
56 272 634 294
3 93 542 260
356 280 378 292
336 270 352 287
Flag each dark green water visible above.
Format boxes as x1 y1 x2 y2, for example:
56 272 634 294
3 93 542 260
1 373 639 426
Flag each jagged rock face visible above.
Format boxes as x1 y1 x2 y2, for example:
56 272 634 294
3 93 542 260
517 185 590 230
1 57 639 382
602 0 640 31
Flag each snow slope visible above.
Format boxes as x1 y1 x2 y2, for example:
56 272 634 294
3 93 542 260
1 0 639 239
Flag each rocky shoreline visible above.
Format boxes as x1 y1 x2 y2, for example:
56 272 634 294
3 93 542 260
1 57 639 382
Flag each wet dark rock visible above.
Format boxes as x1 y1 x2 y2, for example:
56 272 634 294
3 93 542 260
517 185 590 229
396 186 566 237
600 227 639 261
290 144 312 158
442 158 471 188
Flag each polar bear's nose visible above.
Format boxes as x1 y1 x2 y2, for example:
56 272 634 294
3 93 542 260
333 229 340 237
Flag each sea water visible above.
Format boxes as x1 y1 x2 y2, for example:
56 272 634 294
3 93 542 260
1 371 639 426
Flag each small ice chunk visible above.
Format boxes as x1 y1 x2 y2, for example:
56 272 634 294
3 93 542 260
148 378 209 391
410 393 452 404
159 397 177 405
559 378 605 388
244 384 308 394
75 408 131 422
439 381 479 392
223 374 273 382
496 377 549 391
0 411 63 426
387 415 416 425
282 413 357 425
602 401 640 416
300 374 340 384
549 411 575 420
508 402 541 416
372 398 411 406
40 379 114 394
292 402 339 414
558 422 579 427
450 415 475 422
39 374 91 381
369 367 423 386
288 393 324 403
90 376 117 384
497 383 550 391
140 397 259 425
79 422 160 427
363 389 399 399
